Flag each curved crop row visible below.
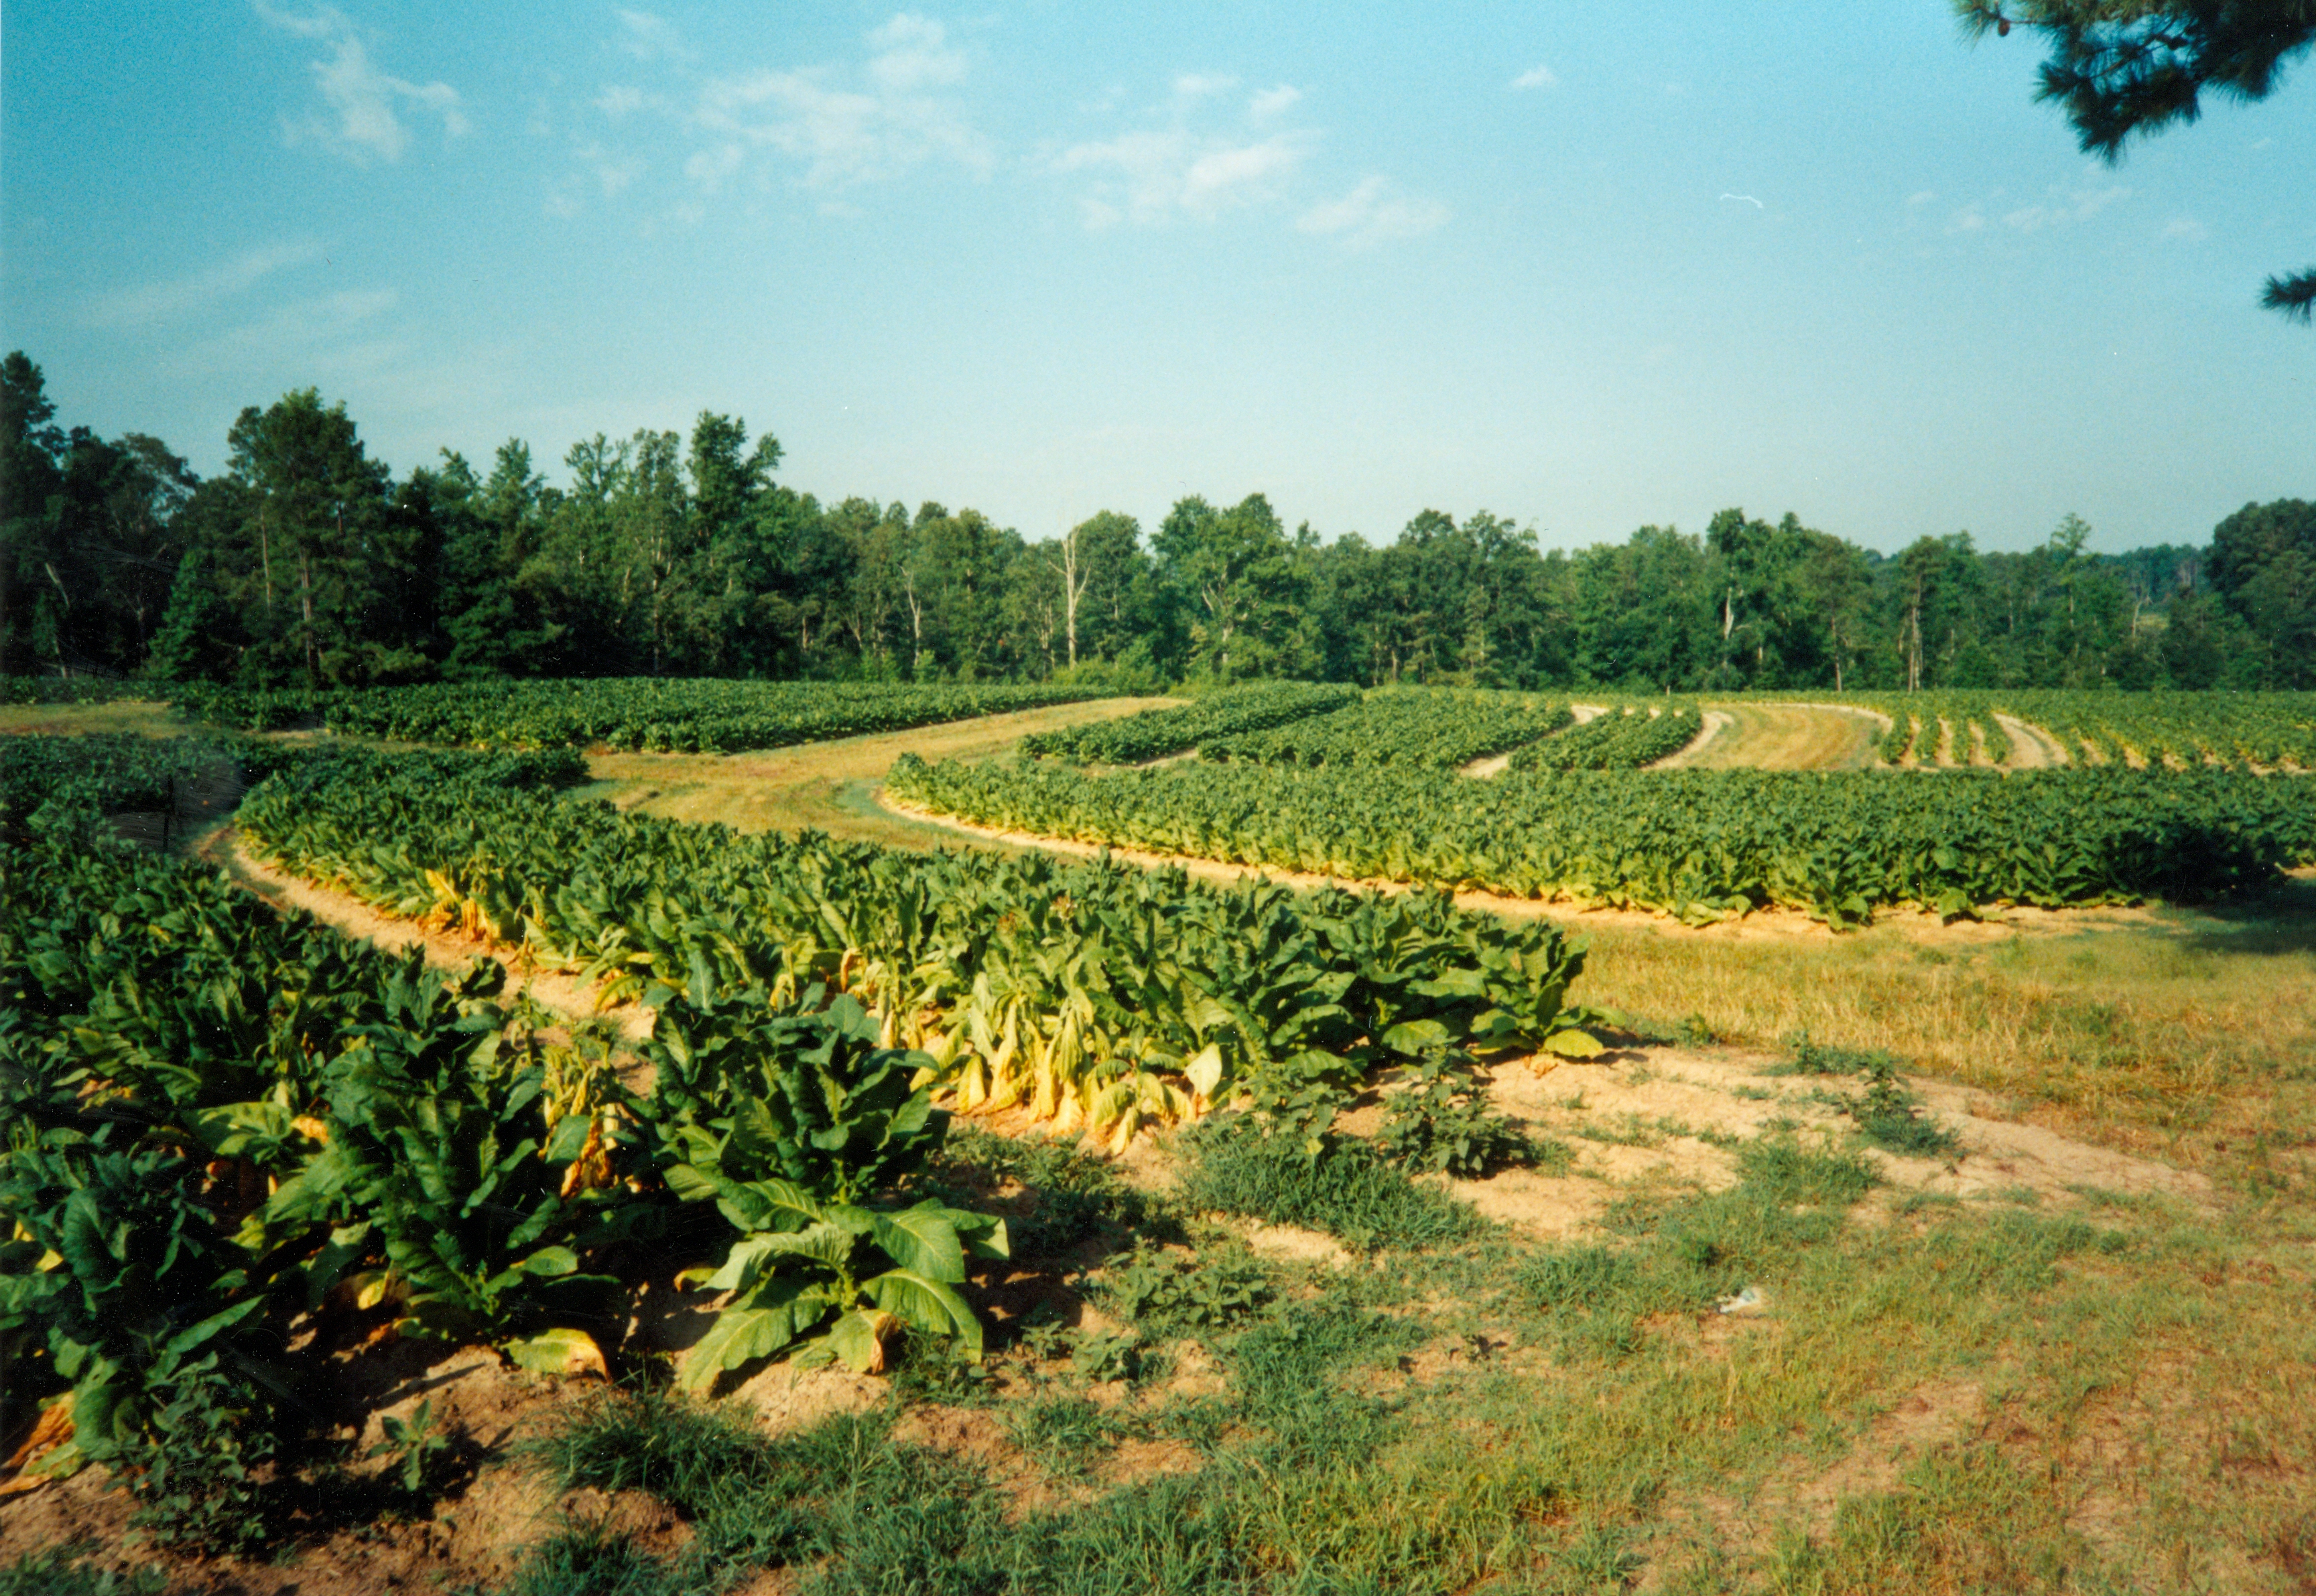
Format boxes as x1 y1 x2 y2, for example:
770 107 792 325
1021 681 1357 764
1201 689 1571 769
174 677 1115 753
1992 689 2316 771
1508 704 1706 772
235 746 1598 1148
887 754 2314 927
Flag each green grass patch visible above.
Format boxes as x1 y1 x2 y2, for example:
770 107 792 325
1172 1115 1486 1250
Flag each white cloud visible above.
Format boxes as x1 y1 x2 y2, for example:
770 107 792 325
1297 175 1450 249
1051 68 1328 228
616 9 694 64
684 141 747 192
694 65 990 190
2163 216 2209 242
575 141 645 196
867 14 967 91
2002 180 2129 232
1906 190 1937 208
596 84 647 117
1510 64 1558 90
1053 128 1312 226
1173 72 1236 101
1948 205 1986 232
178 287 401 367
684 13 991 191
1249 84 1302 121
255 3 466 165
86 240 323 326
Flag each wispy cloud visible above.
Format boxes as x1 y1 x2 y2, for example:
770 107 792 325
615 9 694 65
1297 176 1450 249
866 13 966 91
1172 72 1237 101
175 287 402 369
2002 179 2130 232
85 241 324 327
687 13 990 191
1051 69 1326 228
1510 64 1558 90
1054 128 1311 226
1249 84 1302 121
2163 216 2209 242
255 2 466 165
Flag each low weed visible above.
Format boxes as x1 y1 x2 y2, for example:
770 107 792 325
1005 1394 1127 1476
496 1524 689 1596
1771 1035 1894 1077
125 1361 283 1558
1850 1058 1961 1158
1769 1034 1960 1158
1097 1243 1273 1335
1173 1114 1485 1250
1736 1136 1880 1205
1518 1133 1872 1359
1375 1055 1554 1178
0 1548 167 1596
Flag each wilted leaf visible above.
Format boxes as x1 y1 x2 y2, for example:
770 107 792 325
505 1327 607 1380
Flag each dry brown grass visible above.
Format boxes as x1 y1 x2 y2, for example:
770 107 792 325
1675 702 1885 771
573 695 1169 851
1571 878 2316 1177
0 699 187 738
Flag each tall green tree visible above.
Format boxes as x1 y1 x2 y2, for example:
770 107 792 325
2208 498 2316 685
214 389 403 686
434 440 560 677
1153 492 1309 680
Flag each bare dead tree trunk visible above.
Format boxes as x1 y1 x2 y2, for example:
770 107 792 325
1045 523 1089 669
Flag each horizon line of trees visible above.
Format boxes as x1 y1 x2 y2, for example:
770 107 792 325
3 352 2310 695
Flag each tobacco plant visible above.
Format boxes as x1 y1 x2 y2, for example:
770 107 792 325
638 978 1008 1389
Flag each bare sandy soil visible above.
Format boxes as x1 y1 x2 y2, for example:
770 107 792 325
1996 712 2071 768
1648 708 1734 768
1443 1049 2210 1244
208 825 656 1040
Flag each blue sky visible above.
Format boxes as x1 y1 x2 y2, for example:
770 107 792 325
4 2 2309 555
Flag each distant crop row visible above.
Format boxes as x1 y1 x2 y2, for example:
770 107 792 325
1019 681 1356 764
1201 689 1571 769
1833 690 2315 771
1990 689 2316 771
172 677 1116 753
1506 704 1705 772
889 754 2314 927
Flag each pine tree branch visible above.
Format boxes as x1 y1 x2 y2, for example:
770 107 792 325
2262 268 2316 324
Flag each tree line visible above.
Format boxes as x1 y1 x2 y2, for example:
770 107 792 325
3 352 2309 694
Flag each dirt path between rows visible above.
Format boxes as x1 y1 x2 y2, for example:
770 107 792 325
1649 708 1734 769
1994 712 2069 769
205 825 655 1040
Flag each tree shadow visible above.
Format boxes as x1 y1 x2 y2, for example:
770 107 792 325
2163 873 2316 957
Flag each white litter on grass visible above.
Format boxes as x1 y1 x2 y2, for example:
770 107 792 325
1716 1286 1764 1315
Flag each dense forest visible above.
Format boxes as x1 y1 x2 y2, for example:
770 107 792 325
3 352 2309 694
